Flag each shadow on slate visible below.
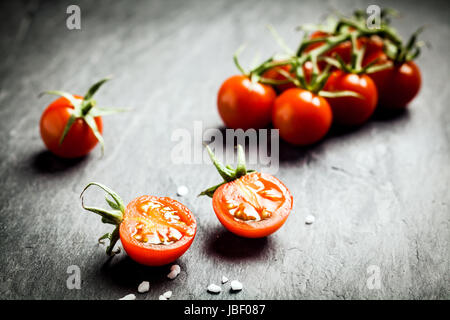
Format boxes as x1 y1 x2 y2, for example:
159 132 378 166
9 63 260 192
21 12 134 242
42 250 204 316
204 226 271 261
97 253 173 292
31 150 88 174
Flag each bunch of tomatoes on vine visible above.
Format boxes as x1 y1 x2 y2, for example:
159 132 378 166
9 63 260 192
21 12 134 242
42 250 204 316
217 9 424 145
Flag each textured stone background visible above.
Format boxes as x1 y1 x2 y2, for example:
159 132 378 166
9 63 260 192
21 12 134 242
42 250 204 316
0 0 448 299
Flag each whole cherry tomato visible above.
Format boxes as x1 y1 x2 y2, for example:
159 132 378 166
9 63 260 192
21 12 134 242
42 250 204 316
40 78 122 158
40 95 102 158
324 70 378 126
262 61 314 93
306 31 352 65
272 88 332 145
217 75 276 129
81 183 197 266
369 55 421 109
200 145 293 238
306 32 384 69
262 64 297 93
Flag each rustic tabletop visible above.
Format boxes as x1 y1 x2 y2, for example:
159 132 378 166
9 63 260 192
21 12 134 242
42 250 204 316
0 0 448 300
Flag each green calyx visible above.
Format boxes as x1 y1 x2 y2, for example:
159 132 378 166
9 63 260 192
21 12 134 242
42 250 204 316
234 7 424 97
198 144 255 198
80 182 125 256
41 77 127 155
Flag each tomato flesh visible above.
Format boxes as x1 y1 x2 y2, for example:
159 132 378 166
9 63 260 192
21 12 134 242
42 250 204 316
40 96 103 158
120 196 196 266
212 172 292 238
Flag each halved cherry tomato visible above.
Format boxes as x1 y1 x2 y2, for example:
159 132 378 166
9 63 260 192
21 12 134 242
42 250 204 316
212 172 292 238
368 54 421 109
324 70 378 126
217 75 276 129
120 195 197 266
40 95 102 158
272 88 332 145
200 145 293 238
81 183 197 266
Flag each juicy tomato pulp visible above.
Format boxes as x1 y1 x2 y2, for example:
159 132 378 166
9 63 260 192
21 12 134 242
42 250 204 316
272 88 333 145
324 71 378 126
212 172 293 238
120 196 197 266
217 75 276 130
40 96 103 158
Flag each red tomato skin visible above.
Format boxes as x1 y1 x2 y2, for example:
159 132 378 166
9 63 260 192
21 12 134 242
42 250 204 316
272 88 332 145
324 71 378 126
306 31 352 67
307 32 383 69
217 75 276 130
212 172 293 238
120 196 197 266
369 60 421 109
262 64 297 93
40 96 103 158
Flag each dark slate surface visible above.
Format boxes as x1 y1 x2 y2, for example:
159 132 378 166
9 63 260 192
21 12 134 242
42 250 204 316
0 0 449 300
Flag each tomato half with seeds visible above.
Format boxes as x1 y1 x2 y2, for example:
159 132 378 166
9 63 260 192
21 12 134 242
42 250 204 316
272 88 332 145
120 195 197 266
217 75 276 130
200 145 293 238
324 70 378 126
212 172 292 238
81 183 197 266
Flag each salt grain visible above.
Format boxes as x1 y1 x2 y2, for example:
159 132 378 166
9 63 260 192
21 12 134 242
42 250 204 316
207 283 222 293
137 281 150 293
230 280 243 291
163 291 172 299
305 215 315 224
177 185 189 197
222 276 229 284
167 269 179 280
119 293 136 300
170 264 181 273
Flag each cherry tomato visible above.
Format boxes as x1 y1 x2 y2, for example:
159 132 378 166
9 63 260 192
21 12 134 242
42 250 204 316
272 88 332 145
40 96 102 158
324 71 378 126
81 183 197 266
217 75 276 129
212 172 292 238
369 57 421 109
306 32 384 69
120 195 197 266
306 31 352 66
262 64 297 93
262 62 314 93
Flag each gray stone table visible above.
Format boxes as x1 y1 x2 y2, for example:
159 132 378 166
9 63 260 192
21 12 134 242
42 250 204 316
0 0 448 299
